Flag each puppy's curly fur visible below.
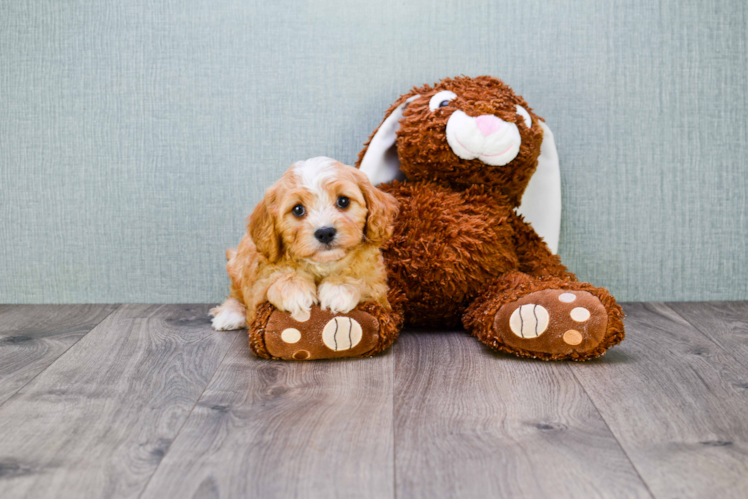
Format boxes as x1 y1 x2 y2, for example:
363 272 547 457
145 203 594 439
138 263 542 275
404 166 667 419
210 157 398 331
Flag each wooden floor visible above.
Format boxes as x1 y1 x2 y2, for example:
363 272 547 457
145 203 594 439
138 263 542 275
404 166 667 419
0 302 747 498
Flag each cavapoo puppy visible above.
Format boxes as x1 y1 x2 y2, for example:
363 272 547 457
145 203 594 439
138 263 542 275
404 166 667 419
210 157 398 331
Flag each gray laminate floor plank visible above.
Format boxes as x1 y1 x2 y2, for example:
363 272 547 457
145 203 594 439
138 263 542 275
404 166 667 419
0 304 119 406
569 302 748 498
142 336 394 499
3 302 745 498
0 304 239 498
667 301 748 369
393 329 650 498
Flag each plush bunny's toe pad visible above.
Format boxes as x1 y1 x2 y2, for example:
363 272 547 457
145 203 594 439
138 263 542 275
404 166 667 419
494 289 608 358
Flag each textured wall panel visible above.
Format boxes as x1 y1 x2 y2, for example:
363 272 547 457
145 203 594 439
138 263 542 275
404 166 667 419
1 0 746 303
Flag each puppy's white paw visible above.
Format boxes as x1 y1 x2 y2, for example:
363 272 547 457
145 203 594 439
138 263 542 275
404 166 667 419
209 298 247 331
267 276 317 323
318 282 361 314
210 308 247 331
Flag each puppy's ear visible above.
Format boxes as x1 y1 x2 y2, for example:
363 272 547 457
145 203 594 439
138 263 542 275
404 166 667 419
355 170 399 245
248 193 282 262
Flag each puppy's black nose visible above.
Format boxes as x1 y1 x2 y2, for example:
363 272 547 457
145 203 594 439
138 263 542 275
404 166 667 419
314 226 336 244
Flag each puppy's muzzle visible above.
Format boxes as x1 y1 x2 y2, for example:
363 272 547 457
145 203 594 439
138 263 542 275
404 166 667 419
314 226 336 244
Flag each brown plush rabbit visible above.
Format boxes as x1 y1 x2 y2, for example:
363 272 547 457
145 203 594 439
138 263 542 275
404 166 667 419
247 76 624 361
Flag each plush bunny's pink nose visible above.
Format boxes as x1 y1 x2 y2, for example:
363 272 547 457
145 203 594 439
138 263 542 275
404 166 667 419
475 115 504 137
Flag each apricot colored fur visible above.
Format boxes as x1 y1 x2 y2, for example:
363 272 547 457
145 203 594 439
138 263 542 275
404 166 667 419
222 159 397 327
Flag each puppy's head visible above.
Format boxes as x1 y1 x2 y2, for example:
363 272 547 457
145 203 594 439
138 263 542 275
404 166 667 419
249 157 398 264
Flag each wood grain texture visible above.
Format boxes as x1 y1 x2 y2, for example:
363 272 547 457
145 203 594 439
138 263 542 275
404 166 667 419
0 304 239 498
0 304 118 406
570 302 748 498
667 301 748 368
393 330 650 498
3 303 748 498
142 338 394 498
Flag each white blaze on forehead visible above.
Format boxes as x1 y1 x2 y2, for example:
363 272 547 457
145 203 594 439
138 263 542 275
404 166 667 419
293 156 339 197
292 157 340 227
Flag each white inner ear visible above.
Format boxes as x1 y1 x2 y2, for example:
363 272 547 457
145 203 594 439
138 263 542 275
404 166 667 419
516 105 532 128
359 95 419 186
516 121 562 254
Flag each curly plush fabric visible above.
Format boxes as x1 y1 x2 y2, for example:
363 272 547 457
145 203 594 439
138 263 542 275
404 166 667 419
248 302 275 359
379 181 519 328
357 283 406 357
353 75 625 360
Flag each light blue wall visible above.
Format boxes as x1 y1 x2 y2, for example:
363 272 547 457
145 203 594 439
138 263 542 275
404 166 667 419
1 0 746 303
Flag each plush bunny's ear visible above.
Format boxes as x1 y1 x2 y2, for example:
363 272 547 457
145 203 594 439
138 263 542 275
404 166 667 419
358 95 420 186
516 120 562 254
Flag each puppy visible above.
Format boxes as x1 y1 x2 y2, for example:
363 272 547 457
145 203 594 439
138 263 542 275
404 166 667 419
210 157 398 331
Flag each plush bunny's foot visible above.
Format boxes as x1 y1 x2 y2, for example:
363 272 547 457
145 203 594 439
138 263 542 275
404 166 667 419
264 308 380 360
248 302 402 360
464 273 625 361
493 289 608 358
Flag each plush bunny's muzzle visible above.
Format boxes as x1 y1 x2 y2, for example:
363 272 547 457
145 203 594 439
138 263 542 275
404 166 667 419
446 111 522 166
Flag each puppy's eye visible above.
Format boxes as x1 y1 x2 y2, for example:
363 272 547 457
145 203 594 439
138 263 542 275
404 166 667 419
429 90 457 111
291 204 306 217
336 196 350 209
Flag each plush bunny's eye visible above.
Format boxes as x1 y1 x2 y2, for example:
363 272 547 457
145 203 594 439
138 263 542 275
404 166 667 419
516 105 532 128
429 91 457 111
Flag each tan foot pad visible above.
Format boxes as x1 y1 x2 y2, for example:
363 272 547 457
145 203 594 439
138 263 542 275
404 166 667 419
493 289 608 356
264 307 380 360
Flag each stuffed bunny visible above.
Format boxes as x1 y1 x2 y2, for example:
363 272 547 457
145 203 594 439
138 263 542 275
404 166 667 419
249 76 624 361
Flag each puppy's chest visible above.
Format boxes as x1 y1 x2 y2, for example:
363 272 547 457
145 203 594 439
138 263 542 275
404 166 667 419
300 259 367 284
303 261 341 281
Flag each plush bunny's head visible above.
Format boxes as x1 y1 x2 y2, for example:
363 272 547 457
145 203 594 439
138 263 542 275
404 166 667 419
356 75 562 253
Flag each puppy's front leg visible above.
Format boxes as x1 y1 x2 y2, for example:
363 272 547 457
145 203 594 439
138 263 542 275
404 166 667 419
318 278 363 315
266 272 317 322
